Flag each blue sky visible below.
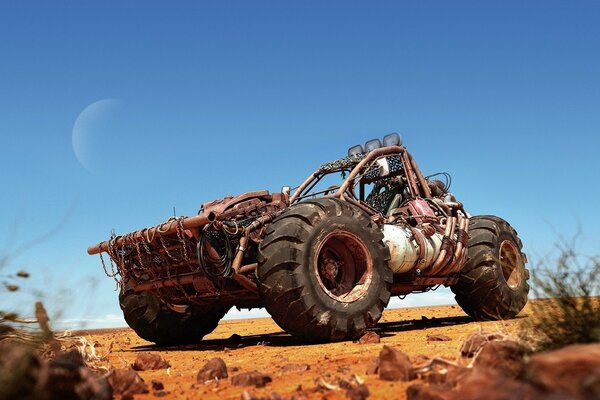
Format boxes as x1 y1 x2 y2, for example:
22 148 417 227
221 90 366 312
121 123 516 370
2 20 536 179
1 1 599 329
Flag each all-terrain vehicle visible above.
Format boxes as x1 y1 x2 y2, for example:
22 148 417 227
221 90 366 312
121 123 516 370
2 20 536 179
88 133 529 345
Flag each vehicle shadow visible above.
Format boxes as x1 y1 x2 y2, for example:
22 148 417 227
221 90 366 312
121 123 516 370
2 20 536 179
130 313 484 352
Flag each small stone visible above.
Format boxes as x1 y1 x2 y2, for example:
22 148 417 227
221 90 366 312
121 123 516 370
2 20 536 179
197 358 228 382
358 331 380 344
415 359 469 386
346 383 370 400
106 368 149 398
281 363 310 373
378 345 414 381
426 334 452 342
232 371 272 388
151 379 164 391
460 332 505 358
131 353 170 371
366 358 379 375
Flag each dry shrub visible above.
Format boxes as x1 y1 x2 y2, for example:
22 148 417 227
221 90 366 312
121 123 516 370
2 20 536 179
527 241 600 351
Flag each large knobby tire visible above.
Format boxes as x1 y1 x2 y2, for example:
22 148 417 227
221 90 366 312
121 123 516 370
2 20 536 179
119 286 229 346
451 215 530 320
257 198 393 342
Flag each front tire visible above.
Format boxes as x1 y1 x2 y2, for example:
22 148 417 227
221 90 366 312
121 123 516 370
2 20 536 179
257 198 393 342
451 215 529 320
119 285 229 346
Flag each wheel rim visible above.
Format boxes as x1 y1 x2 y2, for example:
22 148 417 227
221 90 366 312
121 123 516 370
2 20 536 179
499 240 523 290
313 231 373 303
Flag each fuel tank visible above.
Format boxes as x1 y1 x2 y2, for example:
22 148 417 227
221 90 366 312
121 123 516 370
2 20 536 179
382 224 444 274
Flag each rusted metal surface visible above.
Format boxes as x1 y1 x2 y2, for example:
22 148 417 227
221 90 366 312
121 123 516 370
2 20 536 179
87 212 216 255
313 231 374 303
89 139 474 312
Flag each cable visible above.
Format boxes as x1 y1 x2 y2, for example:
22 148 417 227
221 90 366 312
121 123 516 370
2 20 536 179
197 225 234 283
425 172 452 192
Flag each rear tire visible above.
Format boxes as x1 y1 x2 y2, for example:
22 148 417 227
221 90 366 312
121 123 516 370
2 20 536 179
257 198 393 342
119 285 229 346
451 215 529 320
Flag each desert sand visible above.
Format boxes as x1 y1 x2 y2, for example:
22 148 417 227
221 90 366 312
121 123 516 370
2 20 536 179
83 303 529 399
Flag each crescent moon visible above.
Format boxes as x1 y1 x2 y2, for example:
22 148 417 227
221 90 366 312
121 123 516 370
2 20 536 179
72 99 121 173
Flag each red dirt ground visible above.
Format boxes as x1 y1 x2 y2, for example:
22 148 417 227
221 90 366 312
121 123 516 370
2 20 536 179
84 303 531 399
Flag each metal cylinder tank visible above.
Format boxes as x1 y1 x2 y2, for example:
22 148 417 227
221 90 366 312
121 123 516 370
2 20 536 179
382 224 444 274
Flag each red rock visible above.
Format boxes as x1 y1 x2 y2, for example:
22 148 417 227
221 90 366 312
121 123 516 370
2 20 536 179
131 353 170 371
378 345 414 381
365 358 379 375
426 334 452 342
358 331 381 344
232 371 272 388
473 340 531 378
406 383 452 400
452 368 543 400
415 359 469 386
346 383 370 400
460 332 505 358
524 343 600 399
151 379 164 391
106 368 149 398
197 358 228 382
280 363 310 373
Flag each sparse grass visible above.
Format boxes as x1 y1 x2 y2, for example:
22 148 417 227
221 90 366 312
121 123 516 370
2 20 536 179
526 241 600 351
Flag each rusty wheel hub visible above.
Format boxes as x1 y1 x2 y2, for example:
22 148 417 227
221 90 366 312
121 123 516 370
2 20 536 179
314 231 373 303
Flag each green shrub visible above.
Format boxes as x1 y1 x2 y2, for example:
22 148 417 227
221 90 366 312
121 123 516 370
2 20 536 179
528 242 600 351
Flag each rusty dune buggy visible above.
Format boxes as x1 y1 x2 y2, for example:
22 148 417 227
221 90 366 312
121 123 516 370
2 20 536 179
88 133 529 345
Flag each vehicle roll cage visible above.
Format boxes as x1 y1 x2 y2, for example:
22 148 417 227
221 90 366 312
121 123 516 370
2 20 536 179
289 146 433 216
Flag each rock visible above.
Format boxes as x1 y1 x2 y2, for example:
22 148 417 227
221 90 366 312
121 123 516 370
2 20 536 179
460 332 505 358
452 368 543 400
426 334 452 342
358 331 380 344
106 368 149 398
366 358 379 375
47 358 112 400
151 379 164 391
406 384 452 400
378 345 414 381
197 358 228 382
281 363 310 373
232 371 272 388
415 359 469 386
346 383 370 400
524 343 600 399
473 340 531 378
131 353 170 371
